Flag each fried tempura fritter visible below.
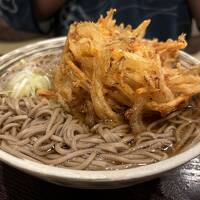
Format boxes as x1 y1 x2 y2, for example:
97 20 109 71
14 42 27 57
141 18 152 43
54 9 200 132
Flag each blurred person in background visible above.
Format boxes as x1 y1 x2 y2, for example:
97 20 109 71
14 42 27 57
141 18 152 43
0 0 200 42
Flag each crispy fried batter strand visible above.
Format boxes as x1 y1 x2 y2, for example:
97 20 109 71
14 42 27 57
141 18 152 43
53 9 200 132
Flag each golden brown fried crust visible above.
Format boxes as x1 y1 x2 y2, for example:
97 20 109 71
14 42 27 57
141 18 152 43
53 9 200 131
146 96 189 116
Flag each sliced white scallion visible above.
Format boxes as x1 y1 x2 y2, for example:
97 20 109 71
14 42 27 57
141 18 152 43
6 67 51 98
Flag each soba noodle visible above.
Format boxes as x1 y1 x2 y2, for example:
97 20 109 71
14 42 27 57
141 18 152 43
0 95 200 170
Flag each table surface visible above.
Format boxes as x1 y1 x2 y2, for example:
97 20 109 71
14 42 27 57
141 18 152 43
0 38 46 56
1 155 200 200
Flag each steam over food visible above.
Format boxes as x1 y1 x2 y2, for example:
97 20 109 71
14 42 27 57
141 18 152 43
1 9 200 170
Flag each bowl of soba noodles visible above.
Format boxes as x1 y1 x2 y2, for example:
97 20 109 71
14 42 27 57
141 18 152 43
1 10 200 188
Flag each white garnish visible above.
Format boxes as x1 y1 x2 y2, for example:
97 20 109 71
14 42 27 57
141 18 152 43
7 67 51 98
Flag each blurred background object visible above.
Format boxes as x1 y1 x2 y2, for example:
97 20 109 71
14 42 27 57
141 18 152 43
187 20 200 59
0 19 45 55
0 0 200 59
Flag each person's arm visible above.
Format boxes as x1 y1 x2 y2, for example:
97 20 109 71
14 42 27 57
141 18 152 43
0 19 39 41
188 0 200 27
0 0 65 40
35 0 65 21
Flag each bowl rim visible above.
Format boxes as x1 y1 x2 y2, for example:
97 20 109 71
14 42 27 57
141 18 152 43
0 37 200 182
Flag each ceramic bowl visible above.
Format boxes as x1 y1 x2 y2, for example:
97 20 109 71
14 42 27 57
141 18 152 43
0 37 199 189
